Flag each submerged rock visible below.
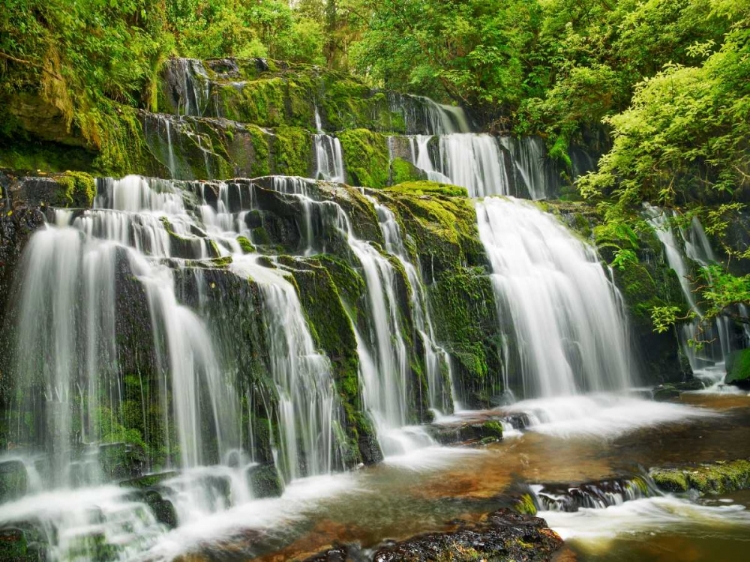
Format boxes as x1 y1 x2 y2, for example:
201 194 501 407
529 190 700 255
652 378 705 401
651 459 750 494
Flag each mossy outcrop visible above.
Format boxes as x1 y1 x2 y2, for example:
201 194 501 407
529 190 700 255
651 459 750 494
338 129 390 188
726 349 750 388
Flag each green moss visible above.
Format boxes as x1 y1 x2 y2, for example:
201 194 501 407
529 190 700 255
387 181 468 198
430 270 502 407
53 171 96 207
651 468 690 492
272 126 312 176
247 125 271 177
391 158 426 185
338 129 390 188
726 349 750 387
0 138 97 173
651 460 750 494
283 257 373 466
237 236 256 253
514 493 538 516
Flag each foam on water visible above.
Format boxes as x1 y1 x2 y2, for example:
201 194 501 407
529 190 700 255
541 495 750 543
502 394 718 439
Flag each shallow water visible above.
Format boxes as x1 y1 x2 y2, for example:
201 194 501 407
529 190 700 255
3 393 749 560
133 393 750 560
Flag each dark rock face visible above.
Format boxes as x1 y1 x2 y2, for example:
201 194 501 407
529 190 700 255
305 509 563 562
652 378 706 401
0 205 46 404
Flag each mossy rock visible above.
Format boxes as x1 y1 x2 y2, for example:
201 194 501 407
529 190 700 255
0 460 28 503
651 459 750 494
338 129 390 188
726 349 750 388
390 158 426 185
246 463 284 498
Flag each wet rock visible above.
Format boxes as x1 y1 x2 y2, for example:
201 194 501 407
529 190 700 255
358 432 384 466
371 509 562 561
304 542 366 562
98 442 147 481
534 477 650 512
0 522 48 562
144 490 178 529
0 459 28 502
245 463 284 498
651 459 750 494
652 378 705 401
428 420 503 446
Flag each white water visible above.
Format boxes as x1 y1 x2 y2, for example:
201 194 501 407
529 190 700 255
165 58 210 117
394 100 555 199
476 197 634 398
645 205 733 376
502 394 716 439
231 256 341 480
371 199 456 414
313 108 346 183
541 495 750 545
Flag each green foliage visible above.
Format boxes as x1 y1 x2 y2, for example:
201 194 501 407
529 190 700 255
53 171 97 208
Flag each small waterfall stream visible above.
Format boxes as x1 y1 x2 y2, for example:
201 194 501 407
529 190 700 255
370 199 456 414
390 98 560 199
313 108 346 183
645 205 734 382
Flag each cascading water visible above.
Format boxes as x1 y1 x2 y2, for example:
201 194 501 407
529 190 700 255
497 137 551 200
645 205 733 382
163 58 211 117
313 108 346 183
334 208 433 456
230 257 342 481
476 197 634 398
370 199 456 414
390 98 554 199
1 175 356 559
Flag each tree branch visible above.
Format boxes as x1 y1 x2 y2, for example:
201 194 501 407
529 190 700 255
0 51 63 81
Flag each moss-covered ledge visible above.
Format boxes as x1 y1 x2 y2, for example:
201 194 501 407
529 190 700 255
651 459 750 494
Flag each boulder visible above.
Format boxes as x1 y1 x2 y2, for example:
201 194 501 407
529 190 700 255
245 463 284 499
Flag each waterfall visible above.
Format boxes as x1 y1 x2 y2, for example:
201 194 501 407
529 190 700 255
371 199 456 414
163 58 210 117
340 220 418 455
313 108 346 183
392 99 553 199
645 205 733 377
231 257 341 481
497 137 551 200
476 197 634 398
